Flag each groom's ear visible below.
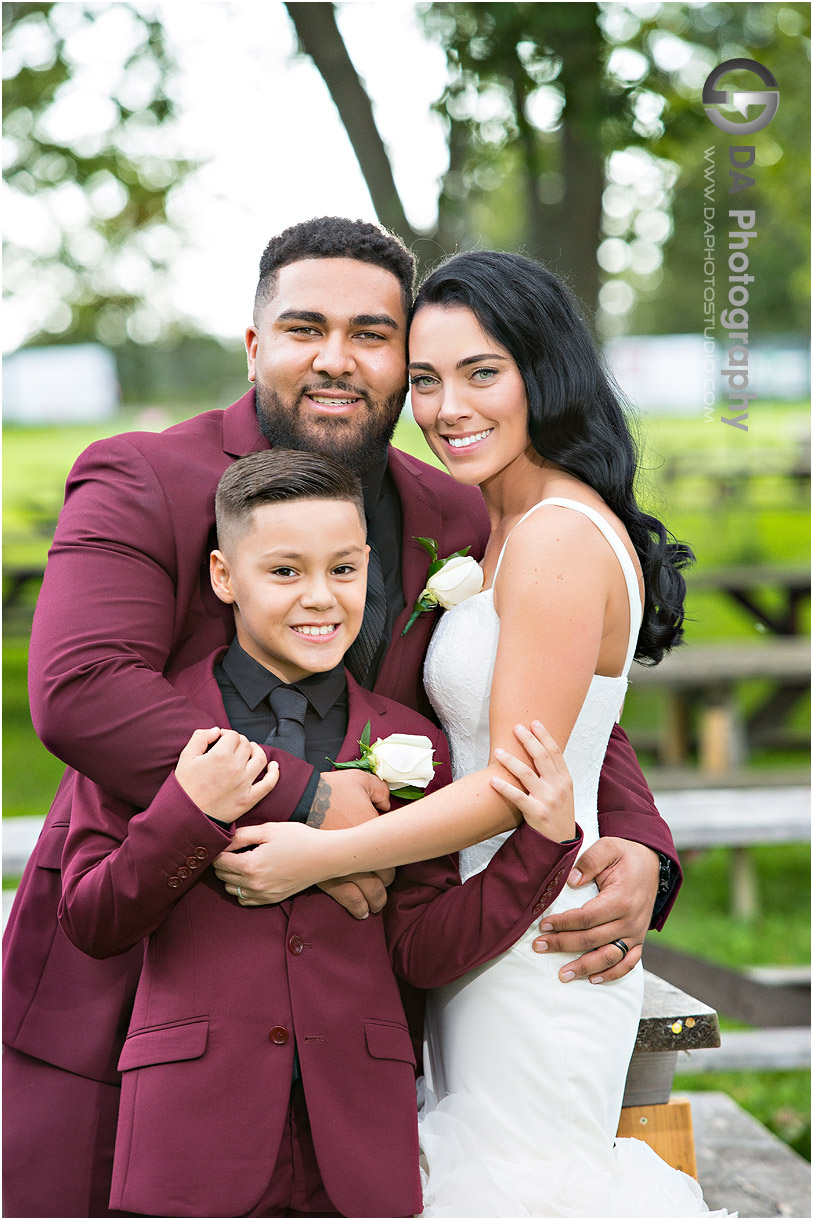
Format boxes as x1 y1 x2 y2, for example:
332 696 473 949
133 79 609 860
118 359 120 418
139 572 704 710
210 549 236 605
245 326 258 382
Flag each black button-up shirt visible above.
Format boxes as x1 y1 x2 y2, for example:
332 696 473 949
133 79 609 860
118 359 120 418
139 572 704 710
215 638 348 773
361 454 405 685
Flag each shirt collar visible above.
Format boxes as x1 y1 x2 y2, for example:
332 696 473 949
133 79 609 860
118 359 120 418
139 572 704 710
220 637 346 719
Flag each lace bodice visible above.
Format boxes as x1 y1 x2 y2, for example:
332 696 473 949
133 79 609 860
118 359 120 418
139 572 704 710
423 497 643 883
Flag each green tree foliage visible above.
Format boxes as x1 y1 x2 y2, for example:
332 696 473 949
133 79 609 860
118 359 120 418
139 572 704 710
421 2 608 309
3 1 197 346
420 1 810 331
615 1 811 334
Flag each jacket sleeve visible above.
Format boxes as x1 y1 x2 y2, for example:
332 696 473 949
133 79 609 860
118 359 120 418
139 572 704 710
597 723 681 928
28 437 313 818
384 729 583 990
58 771 234 959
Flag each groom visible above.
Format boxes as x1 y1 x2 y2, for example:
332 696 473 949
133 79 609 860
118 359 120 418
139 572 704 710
4 216 679 1217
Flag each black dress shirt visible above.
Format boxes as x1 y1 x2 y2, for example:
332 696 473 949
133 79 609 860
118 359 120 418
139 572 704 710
215 639 349 822
360 454 405 686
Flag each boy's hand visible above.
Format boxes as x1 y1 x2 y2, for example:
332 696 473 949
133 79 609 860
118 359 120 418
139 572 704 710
490 721 575 842
175 727 279 823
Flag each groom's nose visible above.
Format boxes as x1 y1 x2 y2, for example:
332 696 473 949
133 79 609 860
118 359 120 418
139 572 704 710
312 330 357 380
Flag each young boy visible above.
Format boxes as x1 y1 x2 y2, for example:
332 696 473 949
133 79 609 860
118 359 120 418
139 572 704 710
57 450 454 1218
58 449 582 1218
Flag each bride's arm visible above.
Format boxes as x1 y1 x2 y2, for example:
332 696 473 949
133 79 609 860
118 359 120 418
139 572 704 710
216 511 613 899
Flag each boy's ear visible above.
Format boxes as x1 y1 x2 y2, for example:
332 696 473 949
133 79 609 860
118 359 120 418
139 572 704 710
210 550 236 604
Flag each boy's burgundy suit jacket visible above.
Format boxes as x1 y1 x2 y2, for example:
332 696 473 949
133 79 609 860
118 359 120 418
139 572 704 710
4 389 679 1090
58 658 584 1218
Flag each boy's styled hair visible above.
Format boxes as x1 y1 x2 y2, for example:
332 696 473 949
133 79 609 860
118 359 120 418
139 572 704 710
215 449 365 551
254 216 415 318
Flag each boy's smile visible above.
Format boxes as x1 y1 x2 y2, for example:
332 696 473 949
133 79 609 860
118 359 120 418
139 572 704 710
210 498 369 684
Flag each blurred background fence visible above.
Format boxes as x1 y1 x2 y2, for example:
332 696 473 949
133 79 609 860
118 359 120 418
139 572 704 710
3 0 810 1198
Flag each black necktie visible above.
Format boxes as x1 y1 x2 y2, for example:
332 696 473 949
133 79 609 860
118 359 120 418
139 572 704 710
345 541 387 687
264 686 308 758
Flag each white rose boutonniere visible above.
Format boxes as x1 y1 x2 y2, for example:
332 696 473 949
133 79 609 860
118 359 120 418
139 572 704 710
402 537 484 635
330 722 437 800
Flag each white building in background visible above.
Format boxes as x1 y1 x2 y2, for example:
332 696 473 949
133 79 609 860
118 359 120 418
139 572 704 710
3 344 119 424
605 335 811 416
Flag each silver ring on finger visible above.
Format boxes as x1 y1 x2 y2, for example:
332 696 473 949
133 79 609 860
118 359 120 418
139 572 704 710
611 938 629 960
236 886 244 901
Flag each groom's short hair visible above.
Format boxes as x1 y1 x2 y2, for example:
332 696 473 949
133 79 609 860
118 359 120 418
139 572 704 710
254 216 415 318
215 449 365 552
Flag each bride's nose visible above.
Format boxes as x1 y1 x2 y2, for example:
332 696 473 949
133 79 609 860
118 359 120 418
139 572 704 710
436 385 472 426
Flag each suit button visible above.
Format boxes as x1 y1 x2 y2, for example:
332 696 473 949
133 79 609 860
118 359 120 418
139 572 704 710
167 876 182 889
195 847 209 860
288 934 304 955
186 856 199 869
268 1027 289 1045
555 869 565 881
177 865 191 880
532 903 544 917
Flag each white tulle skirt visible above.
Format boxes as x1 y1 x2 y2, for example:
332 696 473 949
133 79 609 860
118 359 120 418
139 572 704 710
417 918 730 1218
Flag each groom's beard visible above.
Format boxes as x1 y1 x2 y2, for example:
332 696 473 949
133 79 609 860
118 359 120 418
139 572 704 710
255 379 407 475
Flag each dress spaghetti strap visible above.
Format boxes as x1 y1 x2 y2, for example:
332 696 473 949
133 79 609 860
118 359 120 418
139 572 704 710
492 498 643 674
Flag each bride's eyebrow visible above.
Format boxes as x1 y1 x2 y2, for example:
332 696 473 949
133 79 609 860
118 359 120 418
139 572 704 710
408 354 508 372
457 353 508 369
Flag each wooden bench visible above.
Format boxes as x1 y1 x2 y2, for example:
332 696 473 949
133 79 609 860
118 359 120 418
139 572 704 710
616 972 720 1177
2 564 44 618
689 1090 811 1217
630 639 810 774
687 562 810 637
651 784 810 921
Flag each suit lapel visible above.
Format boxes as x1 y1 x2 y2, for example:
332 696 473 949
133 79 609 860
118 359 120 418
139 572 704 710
336 675 389 763
375 449 444 696
221 388 270 458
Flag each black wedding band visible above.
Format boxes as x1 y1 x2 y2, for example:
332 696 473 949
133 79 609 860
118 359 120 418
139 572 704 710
611 938 630 959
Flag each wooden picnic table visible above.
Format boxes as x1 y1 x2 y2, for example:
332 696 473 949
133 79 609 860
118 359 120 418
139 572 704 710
687 562 810 636
651 784 810 921
630 638 810 774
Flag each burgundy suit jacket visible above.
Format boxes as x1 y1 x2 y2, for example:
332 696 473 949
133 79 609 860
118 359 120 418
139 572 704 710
58 658 583 1217
4 389 679 1085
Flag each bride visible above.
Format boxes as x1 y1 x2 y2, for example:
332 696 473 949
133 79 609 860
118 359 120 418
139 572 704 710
218 250 725 1216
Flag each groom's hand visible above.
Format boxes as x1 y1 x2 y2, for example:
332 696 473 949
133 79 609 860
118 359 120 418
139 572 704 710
306 770 395 917
306 769 390 830
531 838 658 983
318 870 397 919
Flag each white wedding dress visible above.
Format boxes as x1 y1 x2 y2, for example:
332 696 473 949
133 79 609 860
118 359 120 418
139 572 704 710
419 497 726 1218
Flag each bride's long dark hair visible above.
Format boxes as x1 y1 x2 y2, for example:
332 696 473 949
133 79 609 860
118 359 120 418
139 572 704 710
411 250 693 665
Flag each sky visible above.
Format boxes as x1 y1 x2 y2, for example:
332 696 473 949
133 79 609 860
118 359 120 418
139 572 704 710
160 1 450 339
3 1 451 351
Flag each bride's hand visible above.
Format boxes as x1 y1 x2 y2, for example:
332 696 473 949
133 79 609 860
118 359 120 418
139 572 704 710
213 821 339 904
490 721 576 842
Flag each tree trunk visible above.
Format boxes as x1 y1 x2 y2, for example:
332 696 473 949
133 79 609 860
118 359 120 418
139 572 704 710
284 3 421 246
548 7 604 316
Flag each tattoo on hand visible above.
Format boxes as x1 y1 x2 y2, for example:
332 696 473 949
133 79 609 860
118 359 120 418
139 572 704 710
306 776 332 828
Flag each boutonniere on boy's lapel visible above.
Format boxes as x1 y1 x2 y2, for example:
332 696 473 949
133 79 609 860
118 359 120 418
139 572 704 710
331 722 438 801
402 536 484 636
